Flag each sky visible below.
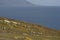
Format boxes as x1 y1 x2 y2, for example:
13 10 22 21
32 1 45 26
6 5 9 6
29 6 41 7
0 0 60 7
27 0 60 6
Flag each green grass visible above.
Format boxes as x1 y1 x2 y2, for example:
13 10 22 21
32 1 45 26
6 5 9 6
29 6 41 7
0 17 60 40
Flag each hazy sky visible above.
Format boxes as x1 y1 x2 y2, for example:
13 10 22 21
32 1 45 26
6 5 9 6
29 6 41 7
0 0 60 7
27 0 60 6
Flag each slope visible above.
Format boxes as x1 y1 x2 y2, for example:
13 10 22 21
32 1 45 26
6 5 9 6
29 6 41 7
0 17 60 40
0 0 36 7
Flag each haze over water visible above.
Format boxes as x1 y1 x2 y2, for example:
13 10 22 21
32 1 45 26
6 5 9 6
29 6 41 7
0 6 60 30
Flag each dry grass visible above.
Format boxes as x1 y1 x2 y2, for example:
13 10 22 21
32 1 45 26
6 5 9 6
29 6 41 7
0 17 60 40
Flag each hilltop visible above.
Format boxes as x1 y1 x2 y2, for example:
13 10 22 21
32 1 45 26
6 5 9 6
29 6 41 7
0 17 60 40
0 0 36 7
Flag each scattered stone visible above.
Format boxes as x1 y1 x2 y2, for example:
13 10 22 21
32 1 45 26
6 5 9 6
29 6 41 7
4 20 10 23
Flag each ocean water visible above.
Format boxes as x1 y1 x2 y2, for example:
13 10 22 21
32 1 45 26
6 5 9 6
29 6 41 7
0 7 60 30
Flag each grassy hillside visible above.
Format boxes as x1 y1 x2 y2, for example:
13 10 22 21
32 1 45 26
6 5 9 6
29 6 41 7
0 17 60 40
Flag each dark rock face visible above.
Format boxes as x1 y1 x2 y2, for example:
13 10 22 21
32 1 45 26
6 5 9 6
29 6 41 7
0 17 60 40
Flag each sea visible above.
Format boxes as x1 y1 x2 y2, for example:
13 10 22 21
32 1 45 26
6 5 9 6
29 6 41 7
0 6 60 30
